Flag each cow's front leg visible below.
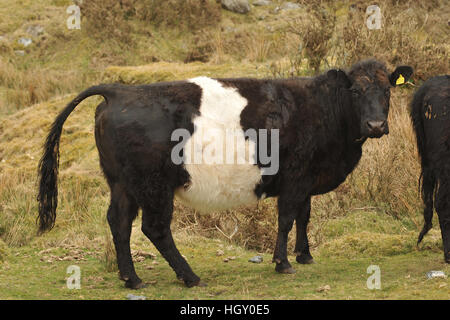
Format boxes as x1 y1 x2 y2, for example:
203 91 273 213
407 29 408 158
273 195 304 274
295 196 314 264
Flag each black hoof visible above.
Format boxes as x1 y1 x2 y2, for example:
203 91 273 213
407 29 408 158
185 278 207 288
125 279 148 289
296 254 315 264
275 263 296 274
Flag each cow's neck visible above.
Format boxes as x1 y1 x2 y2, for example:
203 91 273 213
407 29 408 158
294 77 363 176
310 78 361 149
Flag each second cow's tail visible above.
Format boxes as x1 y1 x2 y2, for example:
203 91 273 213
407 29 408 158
417 167 437 244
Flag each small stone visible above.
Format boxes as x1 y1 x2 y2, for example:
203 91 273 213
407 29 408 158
216 249 225 256
223 258 229 262
248 255 263 263
15 50 25 56
126 294 146 300
426 271 447 279
18 37 32 47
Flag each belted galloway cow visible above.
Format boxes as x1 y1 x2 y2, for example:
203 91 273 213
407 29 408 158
38 59 412 288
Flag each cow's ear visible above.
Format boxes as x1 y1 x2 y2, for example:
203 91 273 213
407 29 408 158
389 66 413 87
327 69 338 80
337 69 352 88
327 69 352 88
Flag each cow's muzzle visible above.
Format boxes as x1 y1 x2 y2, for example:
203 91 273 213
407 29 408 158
366 120 389 138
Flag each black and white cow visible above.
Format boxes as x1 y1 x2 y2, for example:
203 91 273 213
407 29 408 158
38 59 412 288
411 75 450 263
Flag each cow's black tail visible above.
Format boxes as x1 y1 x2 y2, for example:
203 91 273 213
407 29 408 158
37 85 117 234
410 88 436 244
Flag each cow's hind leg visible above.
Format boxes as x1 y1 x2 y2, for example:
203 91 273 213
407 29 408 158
107 184 145 289
295 197 314 264
141 187 204 287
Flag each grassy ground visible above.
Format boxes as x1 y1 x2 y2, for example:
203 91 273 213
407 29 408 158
0 233 448 300
0 0 449 300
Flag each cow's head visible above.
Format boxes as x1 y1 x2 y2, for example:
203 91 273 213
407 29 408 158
335 60 413 139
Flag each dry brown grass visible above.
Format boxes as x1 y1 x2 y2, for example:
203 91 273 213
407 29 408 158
81 0 221 44
0 57 89 115
335 0 449 80
136 0 222 31
80 0 136 45
288 3 337 73
278 0 448 79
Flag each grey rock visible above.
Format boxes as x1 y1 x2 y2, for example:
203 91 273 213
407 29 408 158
18 37 32 47
248 255 263 263
14 50 25 56
280 2 301 10
126 294 147 300
221 0 251 14
253 0 272 6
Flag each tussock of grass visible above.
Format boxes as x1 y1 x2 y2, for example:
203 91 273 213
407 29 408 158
103 62 268 84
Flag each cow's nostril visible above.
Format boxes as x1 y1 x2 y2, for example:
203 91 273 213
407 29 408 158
367 121 385 131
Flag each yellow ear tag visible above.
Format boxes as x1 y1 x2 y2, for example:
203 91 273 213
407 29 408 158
396 74 405 85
